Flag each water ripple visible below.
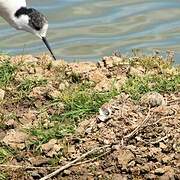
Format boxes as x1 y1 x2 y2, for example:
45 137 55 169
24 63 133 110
0 0 179 62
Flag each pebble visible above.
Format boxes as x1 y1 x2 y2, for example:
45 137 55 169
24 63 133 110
0 89 5 100
154 168 165 175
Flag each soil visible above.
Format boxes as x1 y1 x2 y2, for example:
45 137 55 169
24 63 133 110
0 54 179 180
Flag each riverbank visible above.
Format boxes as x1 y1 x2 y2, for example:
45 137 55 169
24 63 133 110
0 52 179 179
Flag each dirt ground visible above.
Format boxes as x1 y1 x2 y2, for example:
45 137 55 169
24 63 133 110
0 53 179 180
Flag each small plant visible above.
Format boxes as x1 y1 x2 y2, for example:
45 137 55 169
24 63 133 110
0 172 9 180
0 146 13 164
28 122 75 151
0 61 17 88
53 84 118 121
17 78 47 94
122 74 180 100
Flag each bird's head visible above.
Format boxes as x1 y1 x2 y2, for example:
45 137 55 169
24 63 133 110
14 7 56 60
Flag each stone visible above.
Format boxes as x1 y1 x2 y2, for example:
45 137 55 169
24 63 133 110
69 62 97 75
29 86 47 98
89 70 106 83
117 149 135 166
47 90 60 99
63 170 71 175
2 130 28 149
42 139 57 152
112 174 125 180
102 56 123 68
141 92 166 107
4 119 16 129
28 156 49 166
114 76 127 91
59 83 67 91
97 103 112 122
129 66 145 76
162 155 172 164
0 89 5 100
159 142 167 150
41 139 62 157
154 167 166 175
94 79 112 91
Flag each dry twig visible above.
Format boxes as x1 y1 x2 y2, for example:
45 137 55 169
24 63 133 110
0 164 56 170
147 115 176 126
74 149 111 166
150 135 170 144
40 145 111 180
124 107 151 139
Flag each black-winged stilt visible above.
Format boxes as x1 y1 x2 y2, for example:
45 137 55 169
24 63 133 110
0 0 56 60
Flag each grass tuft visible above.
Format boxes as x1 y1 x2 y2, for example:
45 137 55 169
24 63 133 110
17 78 47 94
55 85 118 120
122 74 180 100
0 146 14 164
0 61 17 88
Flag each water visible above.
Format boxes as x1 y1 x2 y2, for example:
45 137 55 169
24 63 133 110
0 0 180 63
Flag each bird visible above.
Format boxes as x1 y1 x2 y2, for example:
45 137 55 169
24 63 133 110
0 0 56 60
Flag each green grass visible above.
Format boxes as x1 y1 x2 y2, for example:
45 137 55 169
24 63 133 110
28 84 118 150
0 61 17 88
28 70 180 149
122 74 180 100
0 172 9 180
28 123 75 151
51 84 118 121
17 78 47 94
0 146 14 164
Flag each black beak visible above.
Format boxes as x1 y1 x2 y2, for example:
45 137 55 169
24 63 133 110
42 37 56 60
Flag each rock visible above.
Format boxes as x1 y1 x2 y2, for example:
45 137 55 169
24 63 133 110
58 82 69 91
145 174 157 179
114 76 127 91
89 70 106 83
41 139 62 157
0 89 5 100
159 142 168 150
21 110 37 127
85 127 93 134
2 130 28 149
69 62 97 75
159 175 171 180
141 92 166 107
117 149 135 166
154 167 166 175
68 145 76 154
129 66 145 76
47 90 60 99
63 170 71 175
4 119 16 129
162 155 172 164
102 56 123 68
31 172 41 179
0 129 6 140
112 174 125 180
35 67 44 75
94 79 112 91
29 86 47 98
28 156 49 166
